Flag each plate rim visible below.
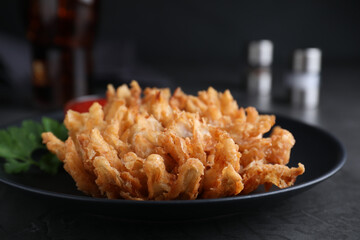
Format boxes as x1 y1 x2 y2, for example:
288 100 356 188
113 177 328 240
0 112 347 205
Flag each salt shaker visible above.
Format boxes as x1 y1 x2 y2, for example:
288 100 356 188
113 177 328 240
247 40 273 97
287 48 322 109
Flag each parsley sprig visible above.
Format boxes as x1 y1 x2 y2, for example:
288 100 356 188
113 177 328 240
0 117 67 174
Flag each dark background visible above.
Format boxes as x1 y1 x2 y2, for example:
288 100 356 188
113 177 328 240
0 0 359 99
1 0 360 63
0 1 360 239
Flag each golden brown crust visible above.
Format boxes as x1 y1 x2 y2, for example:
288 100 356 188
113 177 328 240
241 160 305 194
42 132 66 162
63 137 101 197
42 81 305 200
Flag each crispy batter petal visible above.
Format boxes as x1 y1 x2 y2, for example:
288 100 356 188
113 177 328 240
166 158 204 200
237 126 295 167
241 160 305 194
42 80 305 200
63 137 101 197
267 127 295 165
202 130 242 198
92 156 124 199
144 154 173 200
42 132 66 162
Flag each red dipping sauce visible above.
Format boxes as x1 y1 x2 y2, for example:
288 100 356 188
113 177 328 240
64 96 107 113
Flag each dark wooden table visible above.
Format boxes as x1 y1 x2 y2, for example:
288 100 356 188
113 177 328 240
0 64 359 239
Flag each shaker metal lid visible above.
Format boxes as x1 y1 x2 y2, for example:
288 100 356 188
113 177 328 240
293 48 322 73
248 40 273 67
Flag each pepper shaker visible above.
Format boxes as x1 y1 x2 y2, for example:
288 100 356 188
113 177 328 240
247 40 273 97
287 48 322 109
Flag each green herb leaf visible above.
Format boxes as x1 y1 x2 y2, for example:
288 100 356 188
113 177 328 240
42 117 67 141
0 118 67 174
38 152 61 175
4 158 32 174
0 130 19 159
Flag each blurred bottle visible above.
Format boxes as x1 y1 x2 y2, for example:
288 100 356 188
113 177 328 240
286 48 321 109
247 40 273 110
27 0 99 109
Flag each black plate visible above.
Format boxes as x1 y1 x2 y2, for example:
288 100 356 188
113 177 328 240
0 113 346 220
